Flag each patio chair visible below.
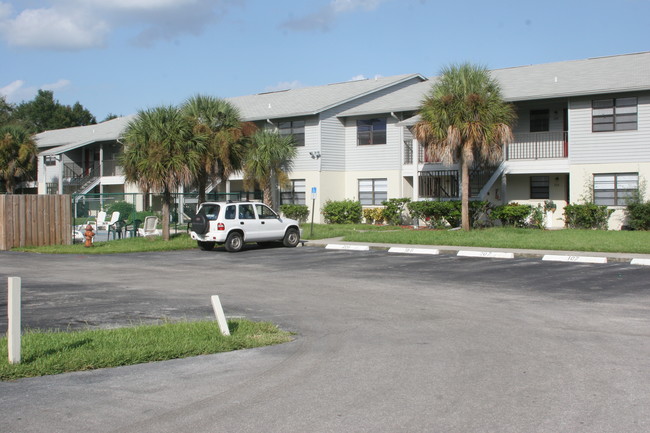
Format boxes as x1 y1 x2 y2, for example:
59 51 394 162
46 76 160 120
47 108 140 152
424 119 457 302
138 216 161 237
87 211 107 231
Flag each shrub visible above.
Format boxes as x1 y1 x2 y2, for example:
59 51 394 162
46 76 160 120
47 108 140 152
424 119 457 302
564 203 613 229
407 200 490 228
322 200 362 224
363 207 385 224
381 198 411 225
106 201 136 221
626 202 650 230
491 203 533 227
529 205 545 229
280 204 310 223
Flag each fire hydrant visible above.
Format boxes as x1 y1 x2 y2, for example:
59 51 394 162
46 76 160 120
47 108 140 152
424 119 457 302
84 224 95 247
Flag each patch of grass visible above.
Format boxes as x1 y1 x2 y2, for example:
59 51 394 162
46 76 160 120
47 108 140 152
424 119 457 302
303 223 409 239
13 233 196 254
340 226 650 254
0 319 292 381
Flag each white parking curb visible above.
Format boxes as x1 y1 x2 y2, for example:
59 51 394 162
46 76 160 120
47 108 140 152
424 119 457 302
630 258 650 266
457 250 515 259
542 255 607 264
388 247 440 255
326 244 370 251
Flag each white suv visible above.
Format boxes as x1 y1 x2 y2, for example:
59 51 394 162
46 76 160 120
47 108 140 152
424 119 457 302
190 201 302 252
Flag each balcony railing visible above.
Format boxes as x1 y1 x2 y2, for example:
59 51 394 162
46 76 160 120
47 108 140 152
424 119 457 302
507 131 568 160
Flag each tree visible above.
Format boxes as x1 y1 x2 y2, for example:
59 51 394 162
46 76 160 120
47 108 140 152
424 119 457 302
121 106 205 240
0 125 38 193
11 90 96 133
0 95 14 126
243 131 297 209
414 63 516 230
180 95 254 203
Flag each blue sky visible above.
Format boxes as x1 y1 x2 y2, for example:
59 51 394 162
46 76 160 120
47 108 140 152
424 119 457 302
1 0 649 121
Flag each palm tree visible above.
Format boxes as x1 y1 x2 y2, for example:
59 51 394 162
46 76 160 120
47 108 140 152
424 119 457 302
0 125 38 193
414 63 516 230
180 95 255 203
121 106 205 240
243 131 297 209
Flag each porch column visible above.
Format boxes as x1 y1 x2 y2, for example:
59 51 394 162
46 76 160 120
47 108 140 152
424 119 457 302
500 173 508 205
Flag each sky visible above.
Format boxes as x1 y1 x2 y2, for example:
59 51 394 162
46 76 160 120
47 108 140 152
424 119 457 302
1 0 649 121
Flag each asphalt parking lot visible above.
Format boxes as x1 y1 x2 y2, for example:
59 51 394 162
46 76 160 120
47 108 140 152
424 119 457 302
1 246 650 433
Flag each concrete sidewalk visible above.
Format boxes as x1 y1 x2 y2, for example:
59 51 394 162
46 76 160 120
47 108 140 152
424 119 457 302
304 236 650 263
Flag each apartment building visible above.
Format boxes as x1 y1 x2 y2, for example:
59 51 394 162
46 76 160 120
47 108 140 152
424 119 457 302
34 52 650 227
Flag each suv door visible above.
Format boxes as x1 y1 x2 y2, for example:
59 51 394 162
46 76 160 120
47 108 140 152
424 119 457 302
254 203 285 240
236 203 263 241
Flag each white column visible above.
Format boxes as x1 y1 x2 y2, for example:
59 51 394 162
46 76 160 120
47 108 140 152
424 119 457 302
8 277 21 364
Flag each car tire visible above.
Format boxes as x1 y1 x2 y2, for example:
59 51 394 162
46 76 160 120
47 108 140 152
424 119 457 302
191 213 209 235
197 241 215 251
283 228 300 248
225 232 243 252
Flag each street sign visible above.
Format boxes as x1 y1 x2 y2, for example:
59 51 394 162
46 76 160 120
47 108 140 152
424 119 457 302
311 187 317 200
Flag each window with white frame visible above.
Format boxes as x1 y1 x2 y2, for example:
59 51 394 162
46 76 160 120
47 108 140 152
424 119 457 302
359 178 387 205
280 179 306 205
278 120 305 146
593 173 638 206
44 155 57 166
357 118 387 145
592 97 638 132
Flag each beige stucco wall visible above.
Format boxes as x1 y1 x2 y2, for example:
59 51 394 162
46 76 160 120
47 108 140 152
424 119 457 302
570 163 650 229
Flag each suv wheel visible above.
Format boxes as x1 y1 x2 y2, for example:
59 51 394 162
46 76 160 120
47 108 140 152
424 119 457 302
197 241 215 251
191 213 209 235
225 232 244 252
283 228 300 248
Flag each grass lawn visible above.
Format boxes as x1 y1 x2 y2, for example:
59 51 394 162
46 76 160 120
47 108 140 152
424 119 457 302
1 319 293 381
11 224 650 254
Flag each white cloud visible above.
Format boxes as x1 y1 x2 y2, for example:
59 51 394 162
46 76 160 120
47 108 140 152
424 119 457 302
282 0 388 32
0 79 25 100
264 80 304 92
0 0 243 50
0 79 72 103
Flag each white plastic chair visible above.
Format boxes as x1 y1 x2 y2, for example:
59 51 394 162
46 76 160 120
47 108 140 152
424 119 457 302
138 216 161 237
90 211 107 231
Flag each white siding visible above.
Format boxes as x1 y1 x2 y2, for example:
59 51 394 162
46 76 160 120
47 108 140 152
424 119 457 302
319 77 422 172
344 116 402 171
569 92 650 164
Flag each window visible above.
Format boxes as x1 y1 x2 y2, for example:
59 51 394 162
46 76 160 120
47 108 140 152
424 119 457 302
238 204 256 219
280 179 306 205
278 120 305 146
44 155 57 166
592 97 638 132
530 176 549 199
593 173 638 206
529 109 549 132
359 179 387 205
357 118 386 145
225 205 236 220
255 203 278 219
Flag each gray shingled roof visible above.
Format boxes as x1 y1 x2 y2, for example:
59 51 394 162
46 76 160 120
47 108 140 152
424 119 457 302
227 74 425 121
34 52 650 151
339 51 650 118
37 115 136 154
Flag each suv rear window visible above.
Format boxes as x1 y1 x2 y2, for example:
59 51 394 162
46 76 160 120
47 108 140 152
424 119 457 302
200 204 220 220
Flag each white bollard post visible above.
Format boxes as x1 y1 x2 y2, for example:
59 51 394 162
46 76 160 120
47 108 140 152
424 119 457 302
210 295 230 336
8 277 21 364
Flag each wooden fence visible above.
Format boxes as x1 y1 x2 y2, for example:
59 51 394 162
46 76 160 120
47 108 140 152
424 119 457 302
0 195 72 250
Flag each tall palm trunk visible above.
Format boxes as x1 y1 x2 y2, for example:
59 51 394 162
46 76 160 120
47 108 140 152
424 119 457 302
263 183 273 209
461 158 470 231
